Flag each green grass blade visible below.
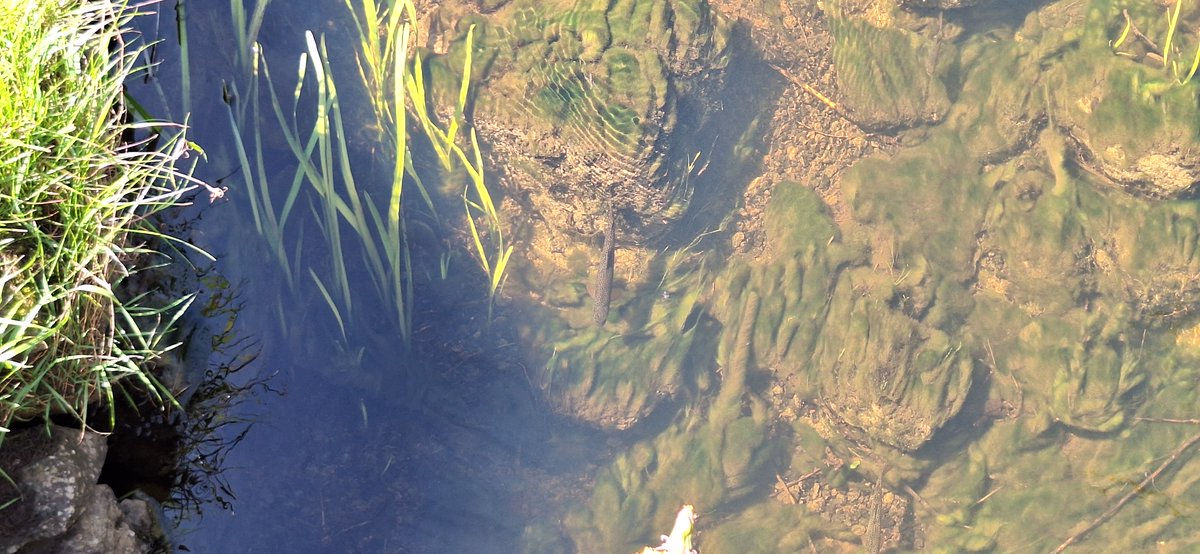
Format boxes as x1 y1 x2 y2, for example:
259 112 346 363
309 269 347 342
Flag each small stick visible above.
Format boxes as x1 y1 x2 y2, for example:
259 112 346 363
1135 417 1200 425
791 467 823 486
904 483 934 513
974 484 1003 506
1051 431 1200 553
776 473 798 504
766 61 840 112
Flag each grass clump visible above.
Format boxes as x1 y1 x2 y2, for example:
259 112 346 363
0 0 206 433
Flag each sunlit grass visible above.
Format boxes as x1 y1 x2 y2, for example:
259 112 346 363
0 0 207 432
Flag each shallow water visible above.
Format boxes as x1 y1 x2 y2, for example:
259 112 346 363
128 1 1200 552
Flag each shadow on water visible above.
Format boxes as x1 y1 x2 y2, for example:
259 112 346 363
125 3 628 553
663 22 780 249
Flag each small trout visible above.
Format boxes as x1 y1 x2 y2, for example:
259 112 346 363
864 469 885 554
590 204 616 326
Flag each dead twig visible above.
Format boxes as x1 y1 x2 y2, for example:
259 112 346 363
1135 417 1200 425
1052 431 1200 553
776 473 798 504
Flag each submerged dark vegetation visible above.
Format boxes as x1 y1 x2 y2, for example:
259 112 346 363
0 0 211 436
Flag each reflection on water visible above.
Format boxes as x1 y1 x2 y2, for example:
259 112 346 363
127 0 1200 552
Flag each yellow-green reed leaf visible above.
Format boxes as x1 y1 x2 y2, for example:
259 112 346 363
324 52 387 284
407 51 426 112
400 229 414 346
457 24 475 117
362 0 380 67
491 245 514 294
404 154 437 217
450 141 482 191
389 21 411 230
401 0 418 35
446 24 476 146
1112 15 1131 50
468 129 497 222
464 192 492 276
361 194 395 301
309 269 348 341
1165 0 1182 69
231 0 246 57
1180 43 1200 85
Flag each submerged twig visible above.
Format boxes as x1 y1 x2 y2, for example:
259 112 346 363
1134 417 1200 425
776 473 797 505
1051 431 1200 553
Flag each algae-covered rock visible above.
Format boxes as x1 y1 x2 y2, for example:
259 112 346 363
562 289 776 551
1097 197 1200 323
522 242 716 429
811 269 974 451
470 0 731 241
1040 3 1200 199
943 38 1044 162
842 133 986 330
747 181 849 372
829 10 951 130
977 139 1095 317
979 127 1200 324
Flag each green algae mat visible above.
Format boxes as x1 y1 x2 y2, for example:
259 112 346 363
481 0 1200 551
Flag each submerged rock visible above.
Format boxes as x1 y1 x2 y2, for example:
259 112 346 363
0 425 162 554
469 0 731 242
828 9 952 130
812 270 974 451
1038 3 1200 199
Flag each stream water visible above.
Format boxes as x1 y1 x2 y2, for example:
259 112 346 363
127 1 1200 552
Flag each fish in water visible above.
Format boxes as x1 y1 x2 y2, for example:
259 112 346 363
589 203 616 326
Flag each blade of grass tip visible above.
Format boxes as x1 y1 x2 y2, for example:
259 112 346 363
324 48 387 284
448 24 476 146
468 129 497 222
492 245 514 295
309 269 348 341
176 0 191 116
1112 14 1131 50
1180 42 1200 85
1165 0 1181 70
305 33 353 315
222 83 267 236
464 191 492 277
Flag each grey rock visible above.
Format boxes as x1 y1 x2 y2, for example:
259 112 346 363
0 425 164 554
0 425 106 553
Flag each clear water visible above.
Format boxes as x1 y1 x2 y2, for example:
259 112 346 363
126 1 1200 552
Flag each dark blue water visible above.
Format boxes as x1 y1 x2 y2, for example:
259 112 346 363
130 3 619 552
